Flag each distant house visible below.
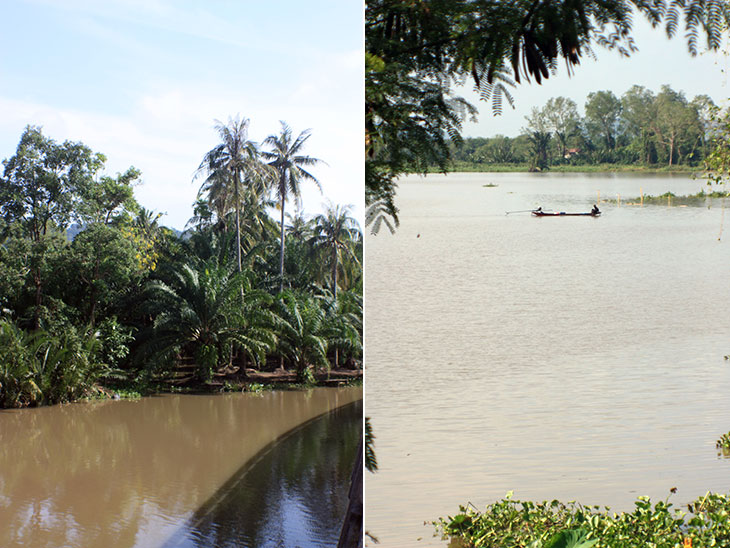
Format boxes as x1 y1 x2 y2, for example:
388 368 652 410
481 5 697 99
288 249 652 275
564 148 581 159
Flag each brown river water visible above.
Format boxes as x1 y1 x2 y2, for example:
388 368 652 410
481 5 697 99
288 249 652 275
0 386 362 547
365 173 730 546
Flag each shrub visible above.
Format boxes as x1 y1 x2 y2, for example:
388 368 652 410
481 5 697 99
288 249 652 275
436 492 730 548
0 320 106 407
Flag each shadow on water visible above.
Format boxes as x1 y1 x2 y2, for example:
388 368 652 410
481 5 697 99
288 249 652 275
162 399 363 548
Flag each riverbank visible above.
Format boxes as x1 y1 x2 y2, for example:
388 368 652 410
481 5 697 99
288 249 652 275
93 365 363 403
417 162 701 174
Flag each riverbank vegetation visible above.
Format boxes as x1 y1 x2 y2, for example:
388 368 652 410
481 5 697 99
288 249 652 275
0 121 362 408
446 85 715 172
433 162 699 174
601 189 729 207
436 491 730 548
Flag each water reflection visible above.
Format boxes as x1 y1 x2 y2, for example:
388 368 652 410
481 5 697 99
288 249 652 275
165 400 362 547
0 387 362 548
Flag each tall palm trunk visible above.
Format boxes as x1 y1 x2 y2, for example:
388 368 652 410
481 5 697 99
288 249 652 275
333 246 339 369
279 179 286 371
279 178 286 293
234 171 245 306
234 170 242 274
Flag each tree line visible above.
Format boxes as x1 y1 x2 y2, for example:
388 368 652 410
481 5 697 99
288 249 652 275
0 120 362 408
449 85 716 170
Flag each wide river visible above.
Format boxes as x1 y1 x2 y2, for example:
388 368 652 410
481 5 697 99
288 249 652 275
0 386 362 547
365 172 730 547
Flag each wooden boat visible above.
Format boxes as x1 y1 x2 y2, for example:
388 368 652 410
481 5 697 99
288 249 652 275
532 209 600 217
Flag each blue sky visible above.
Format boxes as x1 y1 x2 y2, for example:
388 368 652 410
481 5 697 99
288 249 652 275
460 17 730 137
0 0 363 229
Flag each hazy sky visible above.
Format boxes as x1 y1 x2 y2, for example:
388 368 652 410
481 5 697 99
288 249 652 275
460 17 730 138
0 0 363 229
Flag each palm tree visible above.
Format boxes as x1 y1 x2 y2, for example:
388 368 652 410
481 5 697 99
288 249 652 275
285 209 315 242
195 116 271 274
276 290 329 382
321 289 362 370
144 259 277 381
309 202 361 300
262 122 324 291
135 208 163 239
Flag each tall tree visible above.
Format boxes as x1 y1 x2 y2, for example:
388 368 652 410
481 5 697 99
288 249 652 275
310 203 361 300
621 86 656 164
64 224 138 327
691 94 718 162
524 108 551 169
262 122 324 292
0 126 105 327
585 91 622 153
543 97 580 159
196 116 270 274
309 202 362 370
0 126 105 241
77 167 141 226
653 86 697 166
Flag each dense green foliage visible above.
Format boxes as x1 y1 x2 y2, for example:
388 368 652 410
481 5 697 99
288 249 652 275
0 124 362 407
437 492 730 548
365 0 729 230
448 86 715 170
0 320 106 407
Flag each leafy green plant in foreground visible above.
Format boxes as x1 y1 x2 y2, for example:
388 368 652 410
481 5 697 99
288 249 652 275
436 491 730 547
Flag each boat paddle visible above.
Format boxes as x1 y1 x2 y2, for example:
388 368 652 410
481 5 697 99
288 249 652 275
506 209 544 215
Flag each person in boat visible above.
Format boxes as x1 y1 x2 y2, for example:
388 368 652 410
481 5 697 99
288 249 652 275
535 207 543 213
591 204 600 215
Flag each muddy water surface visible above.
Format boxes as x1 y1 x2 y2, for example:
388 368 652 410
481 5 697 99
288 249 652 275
365 173 730 546
0 386 362 547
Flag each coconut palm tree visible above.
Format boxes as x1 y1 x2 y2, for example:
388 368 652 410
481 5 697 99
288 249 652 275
285 209 315 242
262 122 324 291
195 116 271 274
309 202 361 300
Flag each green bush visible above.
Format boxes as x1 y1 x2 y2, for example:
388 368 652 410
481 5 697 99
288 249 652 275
436 492 730 548
0 320 40 407
0 320 106 408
